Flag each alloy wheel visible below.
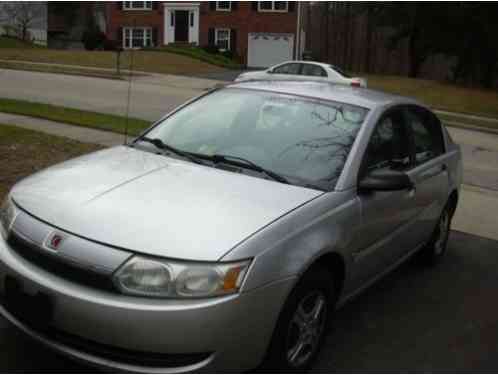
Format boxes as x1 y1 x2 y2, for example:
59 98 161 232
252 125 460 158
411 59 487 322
434 210 450 255
286 291 327 368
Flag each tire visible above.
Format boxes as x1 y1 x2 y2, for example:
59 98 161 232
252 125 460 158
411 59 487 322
419 202 452 265
260 266 336 373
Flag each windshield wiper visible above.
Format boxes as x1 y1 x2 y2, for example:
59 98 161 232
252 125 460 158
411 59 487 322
200 154 290 184
136 137 205 165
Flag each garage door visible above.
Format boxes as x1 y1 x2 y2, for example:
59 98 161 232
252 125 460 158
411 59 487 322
247 33 294 68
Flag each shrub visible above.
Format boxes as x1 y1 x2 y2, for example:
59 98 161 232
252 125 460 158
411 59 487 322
103 38 120 51
202 44 219 54
220 50 234 59
82 29 106 51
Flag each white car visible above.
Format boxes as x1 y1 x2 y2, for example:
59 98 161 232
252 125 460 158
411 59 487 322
235 61 367 88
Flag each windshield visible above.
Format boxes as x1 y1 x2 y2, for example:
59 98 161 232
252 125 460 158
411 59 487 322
144 88 368 190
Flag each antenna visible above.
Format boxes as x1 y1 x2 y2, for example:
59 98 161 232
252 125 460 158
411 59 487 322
123 19 136 145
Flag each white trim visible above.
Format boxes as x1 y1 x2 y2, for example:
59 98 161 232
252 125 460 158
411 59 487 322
257 1 288 13
122 27 153 49
123 1 152 11
163 3 200 45
216 1 231 11
215 28 231 51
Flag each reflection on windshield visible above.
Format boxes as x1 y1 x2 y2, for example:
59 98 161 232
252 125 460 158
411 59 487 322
145 88 368 190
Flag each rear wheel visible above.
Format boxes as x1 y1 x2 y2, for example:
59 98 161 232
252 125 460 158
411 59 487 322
420 203 452 265
261 266 335 372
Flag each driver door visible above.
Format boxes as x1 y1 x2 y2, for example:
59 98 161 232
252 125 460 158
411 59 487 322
351 108 419 286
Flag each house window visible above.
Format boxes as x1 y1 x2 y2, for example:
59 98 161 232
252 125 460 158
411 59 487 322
123 1 152 10
123 27 152 49
215 28 230 51
258 1 288 12
216 1 231 11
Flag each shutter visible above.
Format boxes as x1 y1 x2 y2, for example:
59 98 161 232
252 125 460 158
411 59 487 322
118 1 124 10
231 2 238 11
209 1 216 11
152 2 158 10
252 1 258 11
288 2 295 12
208 28 215 45
230 29 236 52
152 27 158 47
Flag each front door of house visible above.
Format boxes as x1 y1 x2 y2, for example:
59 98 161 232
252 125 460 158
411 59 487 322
175 10 189 42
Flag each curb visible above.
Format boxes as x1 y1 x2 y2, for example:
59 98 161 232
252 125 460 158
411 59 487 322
443 121 498 135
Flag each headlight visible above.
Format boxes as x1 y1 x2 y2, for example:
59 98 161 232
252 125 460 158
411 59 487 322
0 196 18 240
113 256 251 298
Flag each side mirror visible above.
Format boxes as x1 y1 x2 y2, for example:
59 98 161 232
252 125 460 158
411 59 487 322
358 169 413 193
267 68 274 74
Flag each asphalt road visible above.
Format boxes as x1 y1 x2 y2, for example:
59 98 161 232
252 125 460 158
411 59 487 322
0 69 212 122
0 231 497 373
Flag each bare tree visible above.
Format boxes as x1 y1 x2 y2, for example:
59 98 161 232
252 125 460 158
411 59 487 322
1 2 44 41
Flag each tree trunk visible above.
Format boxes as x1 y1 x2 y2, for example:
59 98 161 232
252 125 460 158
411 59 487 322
481 59 496 89
364 6 373 73
21 23 28 41
342 3 349 68
324 2 330 62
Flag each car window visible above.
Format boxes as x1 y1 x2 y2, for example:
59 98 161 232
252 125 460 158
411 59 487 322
146 88 369 190
301 64 327 77
273 63 301 75
405 107 444 165
330 65 352 78
364 110 412 172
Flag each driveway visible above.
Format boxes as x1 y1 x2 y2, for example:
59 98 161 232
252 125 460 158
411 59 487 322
0 231 497 372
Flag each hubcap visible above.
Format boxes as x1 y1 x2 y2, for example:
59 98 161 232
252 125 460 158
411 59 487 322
434 210 449 255
286 291 327 368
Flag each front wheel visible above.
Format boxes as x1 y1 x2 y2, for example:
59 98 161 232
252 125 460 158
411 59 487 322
261 266 335 372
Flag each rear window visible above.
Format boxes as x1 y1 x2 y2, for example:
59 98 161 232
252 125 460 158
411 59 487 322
330 65 352 78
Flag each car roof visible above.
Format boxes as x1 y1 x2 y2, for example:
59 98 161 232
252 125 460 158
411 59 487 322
274 60 329 68
227 80 421 110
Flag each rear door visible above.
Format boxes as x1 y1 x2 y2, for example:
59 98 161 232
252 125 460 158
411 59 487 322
270 62 302 80
299 63 328 81
404 105 449 242
353 108 419 285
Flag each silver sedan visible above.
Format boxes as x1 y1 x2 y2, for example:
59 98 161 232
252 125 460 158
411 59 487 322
0 81 462 372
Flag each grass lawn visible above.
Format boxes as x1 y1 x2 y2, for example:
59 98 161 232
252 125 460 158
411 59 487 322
151 46 243 69
0 124 102 199
0 48 226 76
0 60 126 80
366 74 498 119
0 36 44 49
0 98 151 136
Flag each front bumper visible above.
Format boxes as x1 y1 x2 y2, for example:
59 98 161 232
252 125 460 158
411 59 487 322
0 234 295 373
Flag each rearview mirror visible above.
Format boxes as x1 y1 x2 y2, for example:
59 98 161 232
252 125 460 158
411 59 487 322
358 169 413 193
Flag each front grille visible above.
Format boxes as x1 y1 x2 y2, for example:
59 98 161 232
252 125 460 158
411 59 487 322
7 232 116 293
0 294 212 369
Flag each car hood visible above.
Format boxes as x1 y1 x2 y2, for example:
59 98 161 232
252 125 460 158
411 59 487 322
11 146 322 261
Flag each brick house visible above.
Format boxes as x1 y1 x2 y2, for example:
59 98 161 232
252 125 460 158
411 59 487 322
105 1 306 67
